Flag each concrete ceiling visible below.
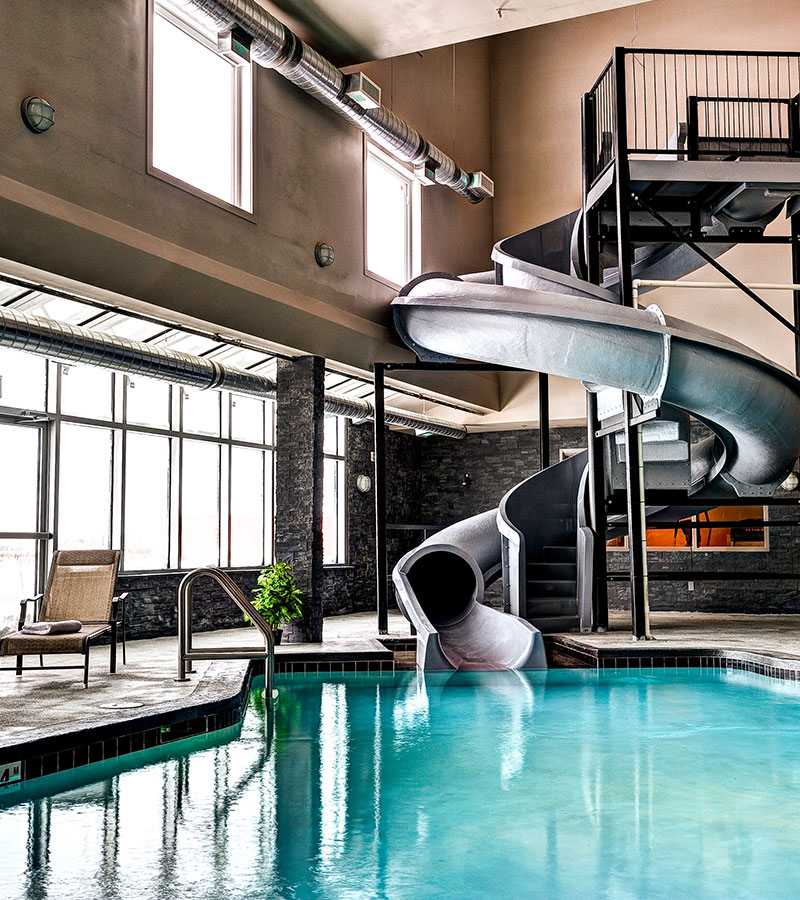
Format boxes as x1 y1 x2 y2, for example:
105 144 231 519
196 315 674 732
267 0 651 63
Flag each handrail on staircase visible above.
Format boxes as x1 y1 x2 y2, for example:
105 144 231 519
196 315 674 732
176 567 275 707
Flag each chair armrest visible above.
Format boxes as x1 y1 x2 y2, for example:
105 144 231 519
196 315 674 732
111 593 129 622
18 594 44 630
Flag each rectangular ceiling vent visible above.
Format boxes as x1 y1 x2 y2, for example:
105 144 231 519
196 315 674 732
345 72 382 110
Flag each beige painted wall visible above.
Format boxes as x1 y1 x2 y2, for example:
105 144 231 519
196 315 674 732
0 1 498 408
486 0 800 428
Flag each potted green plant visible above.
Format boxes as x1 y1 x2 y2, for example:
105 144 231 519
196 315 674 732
247 561 303 645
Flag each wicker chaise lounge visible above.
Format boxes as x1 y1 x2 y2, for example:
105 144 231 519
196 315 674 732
0 550 128 687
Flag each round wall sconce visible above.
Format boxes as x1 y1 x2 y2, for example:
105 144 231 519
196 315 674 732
314 242 335 267
21 96 55 133
356 474 372 493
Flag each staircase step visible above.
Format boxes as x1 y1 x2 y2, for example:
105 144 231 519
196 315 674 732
542 545 577 563
526 579 577 597
526 597 578 617
528 615 581 634
527 562 577 580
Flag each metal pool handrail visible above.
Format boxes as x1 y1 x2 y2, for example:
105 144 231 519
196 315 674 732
176 567 274 706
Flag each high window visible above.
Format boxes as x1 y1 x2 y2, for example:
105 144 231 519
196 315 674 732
323 416 347 564
365 144 421 288
150 0 253 213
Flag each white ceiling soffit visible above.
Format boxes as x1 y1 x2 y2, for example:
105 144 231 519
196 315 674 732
267 0 650 62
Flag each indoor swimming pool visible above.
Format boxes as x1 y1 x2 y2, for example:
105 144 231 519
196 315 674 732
2 668 800 899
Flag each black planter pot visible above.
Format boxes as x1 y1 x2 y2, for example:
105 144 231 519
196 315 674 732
272 628 283 646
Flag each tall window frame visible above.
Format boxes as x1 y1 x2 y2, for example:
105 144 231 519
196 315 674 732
0 348 277 578
364 142 422 289
323 415 347 565
148 0 255 217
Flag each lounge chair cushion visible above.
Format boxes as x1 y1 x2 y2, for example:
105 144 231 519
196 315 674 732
1 624 111 656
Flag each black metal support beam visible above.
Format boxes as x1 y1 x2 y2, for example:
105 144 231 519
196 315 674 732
382 362 522 372
632 192 800 340
613 46 651 641
608 571 800 582
582 89 608 633
373 363 388 635
586 392 608 631
793 211 800 376
539 373 550 470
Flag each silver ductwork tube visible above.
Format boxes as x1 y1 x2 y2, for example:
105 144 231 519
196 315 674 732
0 306 466 438
172 0 485 203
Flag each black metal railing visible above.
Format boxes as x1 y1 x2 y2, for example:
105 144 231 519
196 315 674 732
585 49 800 182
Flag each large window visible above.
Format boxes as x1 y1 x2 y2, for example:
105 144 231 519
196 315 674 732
151 0 253 213
0 347 276 600
365 144 421 288
323 416 346 565
608 506 768 551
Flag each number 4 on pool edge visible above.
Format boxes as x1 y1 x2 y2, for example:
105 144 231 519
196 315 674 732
0 762 21 786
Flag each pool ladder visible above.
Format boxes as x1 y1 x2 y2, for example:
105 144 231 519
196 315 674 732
176 567 275 708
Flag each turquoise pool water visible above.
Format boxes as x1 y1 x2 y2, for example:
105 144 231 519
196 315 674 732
2 668 800 899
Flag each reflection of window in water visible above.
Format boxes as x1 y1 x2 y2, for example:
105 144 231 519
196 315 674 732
607 506 767 551
319 682 348 865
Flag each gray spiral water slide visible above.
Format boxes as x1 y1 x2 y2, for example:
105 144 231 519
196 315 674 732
391 178 800 671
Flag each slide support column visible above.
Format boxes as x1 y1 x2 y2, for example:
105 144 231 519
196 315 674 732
539 373 550 470
374 363 388 635
612 46 651 640
586 392 609 631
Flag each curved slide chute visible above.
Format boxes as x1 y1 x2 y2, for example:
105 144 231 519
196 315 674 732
392 183 800 671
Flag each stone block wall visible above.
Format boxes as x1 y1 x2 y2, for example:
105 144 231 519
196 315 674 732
116 569 259 640
275 356 325 642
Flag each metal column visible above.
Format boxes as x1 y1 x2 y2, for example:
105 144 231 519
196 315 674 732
586 392 609 631
539 373 550 470
793 212 800 376
373 363 388 635
612 46 650 639
581 87 608 632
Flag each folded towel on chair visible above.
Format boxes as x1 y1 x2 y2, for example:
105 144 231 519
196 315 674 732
21 620 82 635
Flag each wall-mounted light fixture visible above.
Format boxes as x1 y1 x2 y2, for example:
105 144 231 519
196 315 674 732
20 96 55 133
356 474 372 493
461 473 472 488
781 472 799 491
315 242 335 267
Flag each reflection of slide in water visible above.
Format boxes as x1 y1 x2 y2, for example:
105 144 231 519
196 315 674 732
392 670 534 787
392 177 800 671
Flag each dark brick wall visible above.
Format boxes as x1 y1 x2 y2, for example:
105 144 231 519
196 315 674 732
115 414 800 640
418 427 587 524
117 570 259 640
415 425 800 616
607 489 800 614
275 356 325 642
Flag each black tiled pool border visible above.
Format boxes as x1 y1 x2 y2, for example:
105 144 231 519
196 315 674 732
1 650 395 788
549 635 800 680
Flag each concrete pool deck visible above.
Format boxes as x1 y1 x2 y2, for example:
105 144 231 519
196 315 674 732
551 610 800 675
0 611 408 781
3 609 800 785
